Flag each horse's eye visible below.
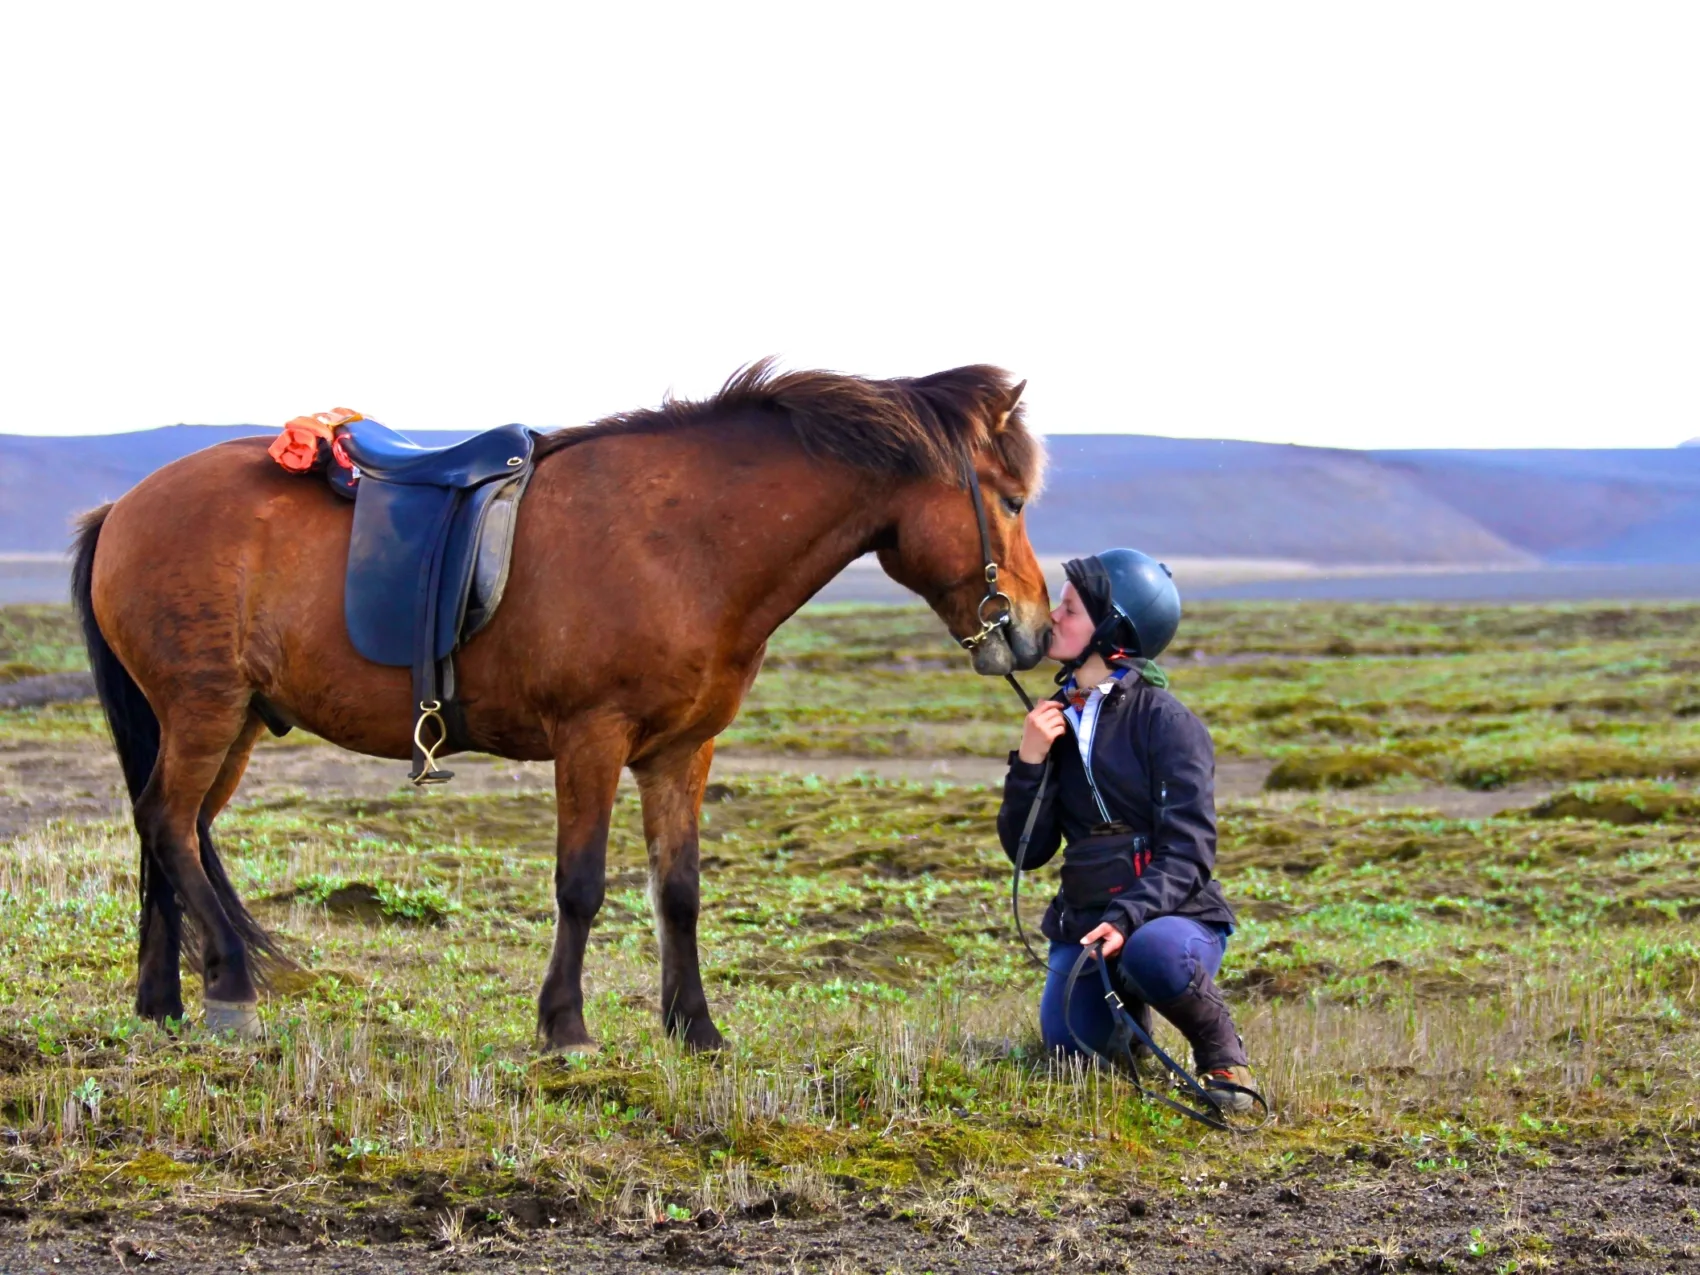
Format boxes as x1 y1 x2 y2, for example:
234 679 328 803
1001 495 1025 517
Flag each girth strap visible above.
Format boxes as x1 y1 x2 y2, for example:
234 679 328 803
409 490 465 784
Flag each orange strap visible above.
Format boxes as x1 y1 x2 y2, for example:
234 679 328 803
268 407 364 472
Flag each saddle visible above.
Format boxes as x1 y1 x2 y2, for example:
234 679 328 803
327 418 537 784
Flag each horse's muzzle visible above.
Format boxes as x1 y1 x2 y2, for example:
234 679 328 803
969 620 1047 675
1008 619 1048 671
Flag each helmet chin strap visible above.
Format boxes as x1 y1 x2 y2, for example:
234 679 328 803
1054 608 1135 686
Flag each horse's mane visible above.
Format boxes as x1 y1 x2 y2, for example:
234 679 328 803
534 359 1045 491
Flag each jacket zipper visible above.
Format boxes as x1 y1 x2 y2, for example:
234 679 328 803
1149 779 1167 871
1079 696 1115 825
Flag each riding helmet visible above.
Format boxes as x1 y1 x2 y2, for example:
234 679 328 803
1062 548 1181 661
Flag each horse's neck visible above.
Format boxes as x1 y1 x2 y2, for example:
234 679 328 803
534 425 900 664
646 439 893 660
718 463 893 658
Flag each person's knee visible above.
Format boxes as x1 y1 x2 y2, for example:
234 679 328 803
1117 919 1204 1003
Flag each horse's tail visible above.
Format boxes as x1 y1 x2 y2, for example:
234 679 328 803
72 505 158 801
71 506 288 975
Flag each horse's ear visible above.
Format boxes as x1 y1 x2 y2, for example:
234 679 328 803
995 379 1028 431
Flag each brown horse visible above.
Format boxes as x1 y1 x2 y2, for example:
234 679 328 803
70 362 1050 1050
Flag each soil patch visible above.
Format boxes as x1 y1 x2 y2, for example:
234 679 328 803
1 1148 1695 1273
0 732 1548 837
0 670 94 709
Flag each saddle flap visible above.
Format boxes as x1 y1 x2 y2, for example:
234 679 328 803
344 472 528 668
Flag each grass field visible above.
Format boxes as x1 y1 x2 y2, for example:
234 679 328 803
9 602 1700 788
2 602 1698 1269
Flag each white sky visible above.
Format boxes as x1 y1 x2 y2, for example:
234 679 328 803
1 3 1695 447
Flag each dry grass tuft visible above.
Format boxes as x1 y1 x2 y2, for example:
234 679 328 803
1595 1227 1655 1258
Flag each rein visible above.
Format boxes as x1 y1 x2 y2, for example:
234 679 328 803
1006 706 1267 1131
1063 940 1269 1133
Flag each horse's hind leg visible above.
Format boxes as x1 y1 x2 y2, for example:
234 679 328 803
538 715 629 1051
202 709 264 822
135 702 267 1035
135 710 264 1023
633 740 724 1051
134 843 186 1023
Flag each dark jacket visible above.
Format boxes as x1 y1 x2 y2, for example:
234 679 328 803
997 670 1235 943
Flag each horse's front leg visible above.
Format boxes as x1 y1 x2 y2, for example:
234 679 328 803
538 721 628 1051
632 739 724 1050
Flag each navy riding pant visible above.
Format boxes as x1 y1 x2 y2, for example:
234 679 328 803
1039 916 1231 1058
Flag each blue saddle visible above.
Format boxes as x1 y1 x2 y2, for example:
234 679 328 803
338 419 536 784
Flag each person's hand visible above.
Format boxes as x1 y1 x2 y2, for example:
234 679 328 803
1018 700 1067 764
1081 921 1124 959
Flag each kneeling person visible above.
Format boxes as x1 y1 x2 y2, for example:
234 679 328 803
998 550 1257 1111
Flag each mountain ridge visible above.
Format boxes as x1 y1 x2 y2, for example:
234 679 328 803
3 425 1697 565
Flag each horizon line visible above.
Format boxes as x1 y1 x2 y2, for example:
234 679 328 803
2 422 1697 453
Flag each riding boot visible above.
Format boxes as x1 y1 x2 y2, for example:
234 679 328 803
1121 994 1156 1065
1150 966 1249 1074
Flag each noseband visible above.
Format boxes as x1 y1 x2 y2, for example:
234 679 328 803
958 458 1014 652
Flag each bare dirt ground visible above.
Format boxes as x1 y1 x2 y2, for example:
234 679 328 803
1 1151 1695 1273
0 730 1555 842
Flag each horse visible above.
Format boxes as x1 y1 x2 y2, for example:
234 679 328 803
70 361 1051 1051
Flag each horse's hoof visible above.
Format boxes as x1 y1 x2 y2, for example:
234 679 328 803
136 1001 185 1027
671 1018 726 1053
203 999 263 1040
544 1039 601 1056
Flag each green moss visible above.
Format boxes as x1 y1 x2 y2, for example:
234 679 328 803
0 604 85 673
1455 747 1700 790
1519 782 1700 825
1265 750 1424 791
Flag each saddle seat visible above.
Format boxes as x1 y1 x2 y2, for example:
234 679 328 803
340 419 532 487
337 418 538 784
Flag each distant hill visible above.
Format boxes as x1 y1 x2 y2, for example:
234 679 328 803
1039 437 1533 565
0 425 473 553
1372 448 1700 564
2 425 1697 566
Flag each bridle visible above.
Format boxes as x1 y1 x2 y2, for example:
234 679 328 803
958 456 1015 654
957 455 1040 718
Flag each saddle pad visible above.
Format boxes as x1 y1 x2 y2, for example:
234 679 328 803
269 407 364 473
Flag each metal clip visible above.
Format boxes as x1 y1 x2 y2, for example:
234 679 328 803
959 592 1013 650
